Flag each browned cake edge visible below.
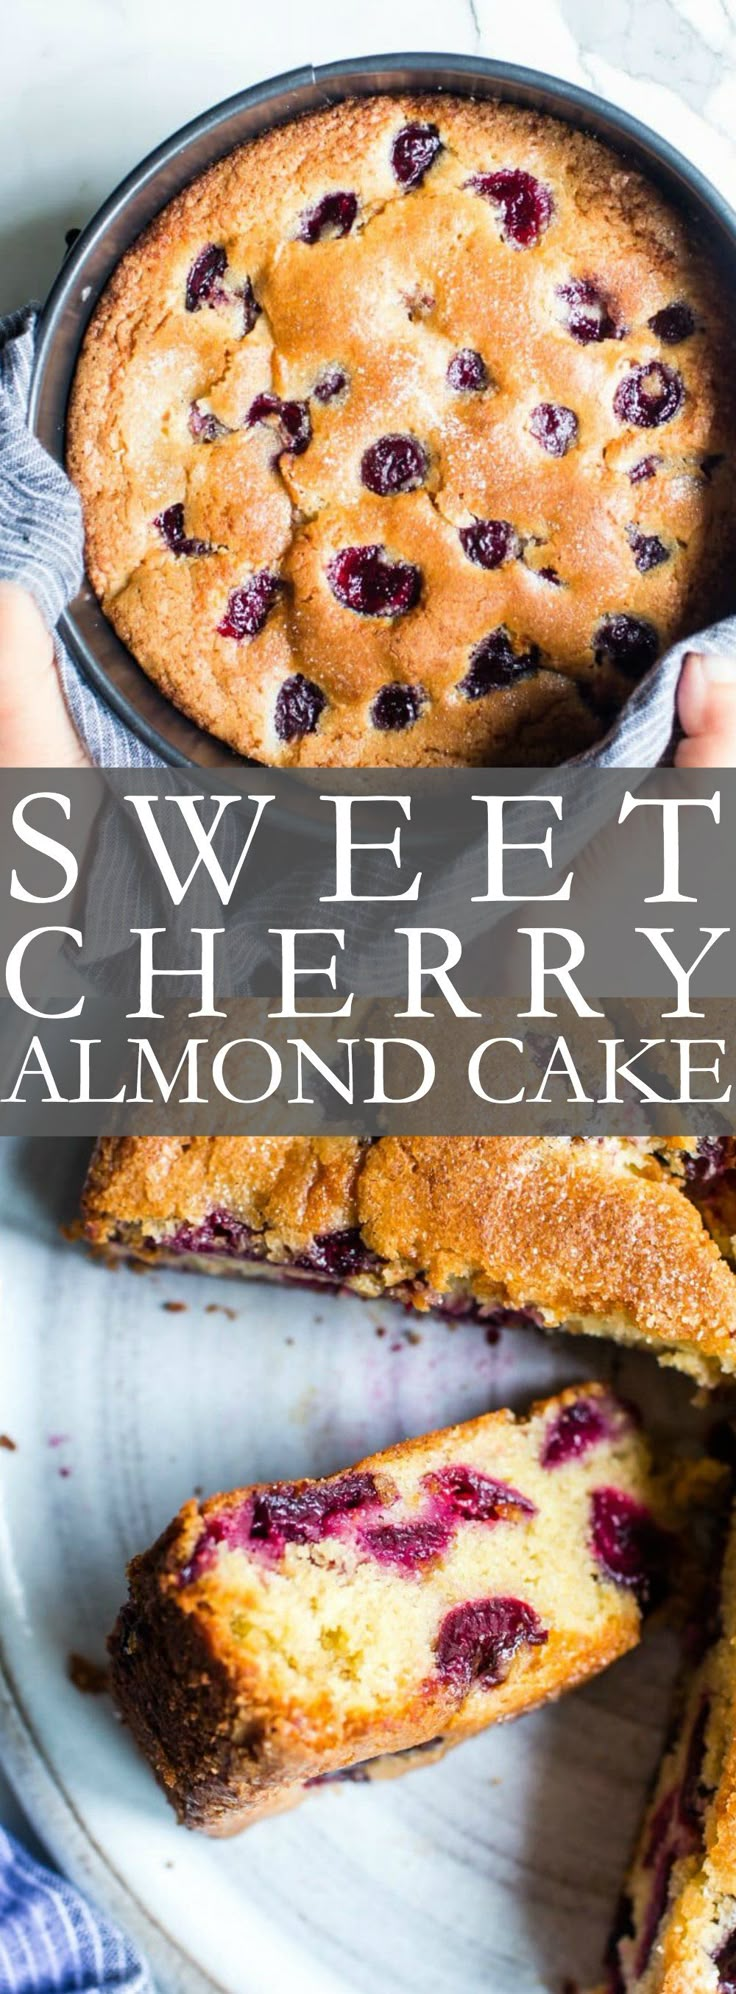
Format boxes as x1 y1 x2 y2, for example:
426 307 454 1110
80 1137 736 1383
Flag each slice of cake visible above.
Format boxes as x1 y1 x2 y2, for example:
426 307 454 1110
601 1500 736 1993
81 1136 736 1384
109 1383 672 1833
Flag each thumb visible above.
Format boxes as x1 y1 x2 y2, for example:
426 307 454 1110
0 583 90 767
675 649 736 768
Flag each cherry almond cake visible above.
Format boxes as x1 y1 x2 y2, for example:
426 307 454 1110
108 1383 672 1831
80 1134 736 1384
67 94 736 766
601 1502 736 1993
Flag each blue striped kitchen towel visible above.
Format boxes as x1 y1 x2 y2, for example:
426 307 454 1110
0 1827 153 1992
0 308 161 767
0 304 158 1979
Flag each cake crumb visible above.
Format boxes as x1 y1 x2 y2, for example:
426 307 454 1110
68 1653 109 1695
163 1300 187 1313
375 1326 386 1338
205 1303 237 1319
0 1435 17 1451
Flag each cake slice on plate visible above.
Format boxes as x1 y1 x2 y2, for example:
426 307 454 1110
81 1136 736 1384
601 1497 736 1993
109 1382 673 1833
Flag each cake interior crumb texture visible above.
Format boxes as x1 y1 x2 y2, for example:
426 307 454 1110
109 1382 670 1832
603 1500 736 1993
80 1135 736 1385
67 94 736 766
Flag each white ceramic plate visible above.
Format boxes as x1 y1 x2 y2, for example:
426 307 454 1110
0 1137 711 1994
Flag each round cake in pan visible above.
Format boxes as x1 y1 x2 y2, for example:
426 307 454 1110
67 93 736 766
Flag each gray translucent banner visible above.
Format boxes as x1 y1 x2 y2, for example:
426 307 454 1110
1 768 735 1136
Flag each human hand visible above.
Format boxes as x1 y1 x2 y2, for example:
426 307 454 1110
675 650 736 767
0 582 89 766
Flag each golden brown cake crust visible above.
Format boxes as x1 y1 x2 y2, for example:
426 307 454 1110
67 93 736 766
605 1506 736 1991
80 1135 736 1381
108 1383 654 1832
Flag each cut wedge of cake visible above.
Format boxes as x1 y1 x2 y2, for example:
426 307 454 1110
81 1136 736 1385
109 1382 672 1833
602 1498 736 1993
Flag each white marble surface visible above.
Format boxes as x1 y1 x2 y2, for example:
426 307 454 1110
2 0 736 1904
3 0 736 314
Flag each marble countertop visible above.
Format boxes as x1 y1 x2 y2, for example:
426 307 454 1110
2 0 736 1875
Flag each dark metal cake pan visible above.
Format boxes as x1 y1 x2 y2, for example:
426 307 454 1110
29 53 736 767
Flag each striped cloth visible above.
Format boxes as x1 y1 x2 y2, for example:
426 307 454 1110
0 307 161 766
0 1828 152 1993
1 311 158 1988
4 306 736 770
